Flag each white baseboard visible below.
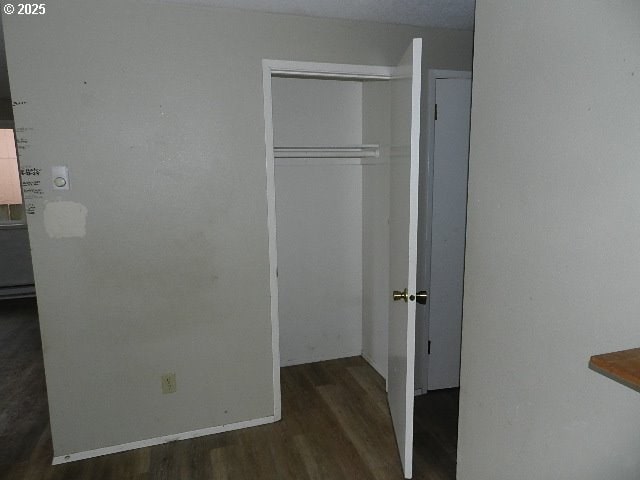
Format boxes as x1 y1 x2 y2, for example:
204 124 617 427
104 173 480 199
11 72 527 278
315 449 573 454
361 351 387 381
52 415 277 465
280 350 362 368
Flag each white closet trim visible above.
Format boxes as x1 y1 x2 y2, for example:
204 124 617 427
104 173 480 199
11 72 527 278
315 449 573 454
262 58 394 424
267 60 393 80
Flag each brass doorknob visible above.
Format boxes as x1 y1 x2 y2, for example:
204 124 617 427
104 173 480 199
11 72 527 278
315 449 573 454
393 288 428 304
393 288 408 302
415 290 428 305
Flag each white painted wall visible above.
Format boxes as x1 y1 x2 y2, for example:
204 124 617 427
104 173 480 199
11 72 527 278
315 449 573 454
362 81 391 378
273 78 363 366
3 0 473 458
272 78 363 148
458 1 640 479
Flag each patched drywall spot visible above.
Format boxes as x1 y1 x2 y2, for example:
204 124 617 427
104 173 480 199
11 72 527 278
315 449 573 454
44 201 88 238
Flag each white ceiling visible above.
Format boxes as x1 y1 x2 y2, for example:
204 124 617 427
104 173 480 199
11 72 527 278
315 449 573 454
163 0 476 30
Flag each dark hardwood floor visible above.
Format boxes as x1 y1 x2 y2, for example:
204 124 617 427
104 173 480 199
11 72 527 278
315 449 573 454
0 298 458 479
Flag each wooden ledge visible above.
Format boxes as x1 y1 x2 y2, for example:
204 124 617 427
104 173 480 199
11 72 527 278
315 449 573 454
589 348 640 393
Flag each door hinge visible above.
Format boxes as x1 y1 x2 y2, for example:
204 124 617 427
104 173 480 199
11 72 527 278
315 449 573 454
434 104 438 121
428 340 431 355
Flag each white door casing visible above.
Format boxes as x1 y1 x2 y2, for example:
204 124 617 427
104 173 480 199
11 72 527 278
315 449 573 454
263 58 395 423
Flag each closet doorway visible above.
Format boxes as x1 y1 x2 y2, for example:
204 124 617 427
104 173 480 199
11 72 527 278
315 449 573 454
262 39 422 479
416 70 472 393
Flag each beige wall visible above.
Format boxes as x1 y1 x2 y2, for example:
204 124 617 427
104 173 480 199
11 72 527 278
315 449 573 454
3 0 472 457
458 1 640 479
362 81 392 378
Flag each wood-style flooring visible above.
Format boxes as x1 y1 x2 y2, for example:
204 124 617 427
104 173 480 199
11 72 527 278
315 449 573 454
0 298 458 479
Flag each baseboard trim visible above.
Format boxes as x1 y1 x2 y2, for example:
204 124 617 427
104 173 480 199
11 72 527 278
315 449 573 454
361 352 387 380
280 350 362 368
52 415 277 465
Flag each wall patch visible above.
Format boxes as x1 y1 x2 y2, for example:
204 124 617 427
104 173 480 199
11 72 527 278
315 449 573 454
44 201 88 238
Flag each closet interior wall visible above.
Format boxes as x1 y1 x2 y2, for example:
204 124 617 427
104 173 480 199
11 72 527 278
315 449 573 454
272 76 391 376
362 81 391 379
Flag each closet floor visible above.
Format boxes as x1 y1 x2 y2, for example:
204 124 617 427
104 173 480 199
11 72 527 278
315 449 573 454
0 299 459 480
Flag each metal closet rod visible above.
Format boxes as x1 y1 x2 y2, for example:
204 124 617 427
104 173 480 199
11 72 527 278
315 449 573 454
273 145 380 158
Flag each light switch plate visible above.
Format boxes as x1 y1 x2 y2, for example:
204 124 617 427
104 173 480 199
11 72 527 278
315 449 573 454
52 165 70 191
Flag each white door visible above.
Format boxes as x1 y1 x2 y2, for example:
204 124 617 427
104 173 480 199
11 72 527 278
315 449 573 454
387 38 422 480
427 77 472 390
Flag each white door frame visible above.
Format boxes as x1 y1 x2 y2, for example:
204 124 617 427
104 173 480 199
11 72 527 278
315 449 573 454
415 69 472 394
262 59 395 419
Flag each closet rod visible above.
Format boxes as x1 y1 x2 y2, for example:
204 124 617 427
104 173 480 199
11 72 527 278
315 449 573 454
273 145 379 159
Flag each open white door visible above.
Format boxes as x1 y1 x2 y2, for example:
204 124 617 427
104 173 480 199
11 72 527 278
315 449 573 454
387 38 422 480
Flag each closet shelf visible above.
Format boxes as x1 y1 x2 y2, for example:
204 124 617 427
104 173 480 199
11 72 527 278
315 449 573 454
274 145 379 159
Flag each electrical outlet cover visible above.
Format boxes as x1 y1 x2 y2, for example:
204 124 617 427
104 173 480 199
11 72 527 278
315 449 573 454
161 373 176 394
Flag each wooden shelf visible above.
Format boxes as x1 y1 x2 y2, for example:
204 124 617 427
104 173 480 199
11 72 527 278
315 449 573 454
589 348 640 393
